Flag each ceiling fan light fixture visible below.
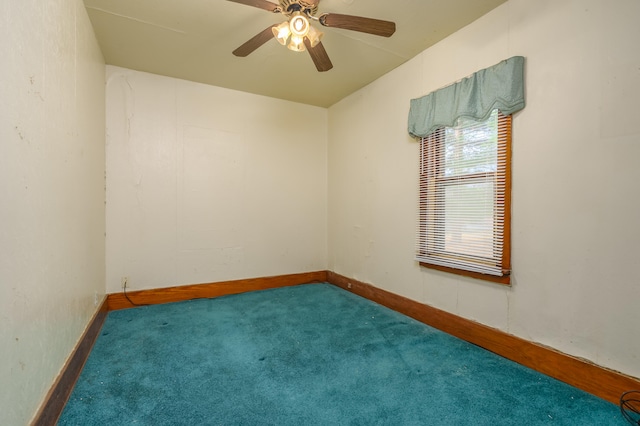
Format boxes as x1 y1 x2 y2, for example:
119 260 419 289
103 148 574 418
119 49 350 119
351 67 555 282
287 34 306 52
272 21 291 45
289 13 309 37
228 0 396 72
306 25 323 48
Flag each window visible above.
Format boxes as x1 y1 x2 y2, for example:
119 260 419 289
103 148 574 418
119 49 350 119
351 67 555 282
409 56 524 284
417 109 511 284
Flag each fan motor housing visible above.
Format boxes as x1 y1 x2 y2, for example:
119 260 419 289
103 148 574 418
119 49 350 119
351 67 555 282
279 0 318 17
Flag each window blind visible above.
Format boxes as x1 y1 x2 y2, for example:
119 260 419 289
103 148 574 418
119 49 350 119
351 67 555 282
417 110 511 277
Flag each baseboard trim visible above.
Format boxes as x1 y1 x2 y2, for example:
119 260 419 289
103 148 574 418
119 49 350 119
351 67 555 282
31 298 109 426
107 270 328 310
326 271 640 405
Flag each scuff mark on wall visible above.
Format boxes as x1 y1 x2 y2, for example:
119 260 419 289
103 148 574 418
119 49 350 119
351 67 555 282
27 75 44 101
14 126 26 142
124 77 134 142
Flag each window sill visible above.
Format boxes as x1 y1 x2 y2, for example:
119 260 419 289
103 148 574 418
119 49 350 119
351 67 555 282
419 262 511 285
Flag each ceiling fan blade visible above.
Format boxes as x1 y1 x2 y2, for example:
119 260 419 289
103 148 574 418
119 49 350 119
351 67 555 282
319 13 396 37
226 0 279 12
233 26 275 57
304 39 333 72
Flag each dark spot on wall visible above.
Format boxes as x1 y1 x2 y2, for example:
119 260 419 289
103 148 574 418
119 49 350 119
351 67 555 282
15 126 25 141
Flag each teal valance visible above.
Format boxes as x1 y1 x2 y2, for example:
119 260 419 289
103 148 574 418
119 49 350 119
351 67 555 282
408 56 525 138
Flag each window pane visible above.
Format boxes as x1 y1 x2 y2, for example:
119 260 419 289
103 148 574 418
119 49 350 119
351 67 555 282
443 180 495 258
444 111 498 177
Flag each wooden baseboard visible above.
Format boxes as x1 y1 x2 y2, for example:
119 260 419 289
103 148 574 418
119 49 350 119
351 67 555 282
326 271 640 405
107 271 328 311
31 298 109 426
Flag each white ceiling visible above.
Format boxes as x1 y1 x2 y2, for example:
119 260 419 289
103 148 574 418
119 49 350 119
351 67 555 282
84 0 507 107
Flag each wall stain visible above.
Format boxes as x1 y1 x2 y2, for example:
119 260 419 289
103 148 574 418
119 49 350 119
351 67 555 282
14 126 25 141
28 75 44 101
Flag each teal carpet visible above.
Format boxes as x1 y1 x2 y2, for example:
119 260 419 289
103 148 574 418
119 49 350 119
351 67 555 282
59 283 624 425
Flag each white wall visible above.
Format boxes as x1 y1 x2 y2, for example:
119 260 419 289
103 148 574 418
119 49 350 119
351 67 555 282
105 67 328 293
328 0 640 379
0 1 106 424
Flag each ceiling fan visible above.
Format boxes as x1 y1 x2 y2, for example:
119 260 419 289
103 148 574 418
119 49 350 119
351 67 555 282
227 0 396 72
